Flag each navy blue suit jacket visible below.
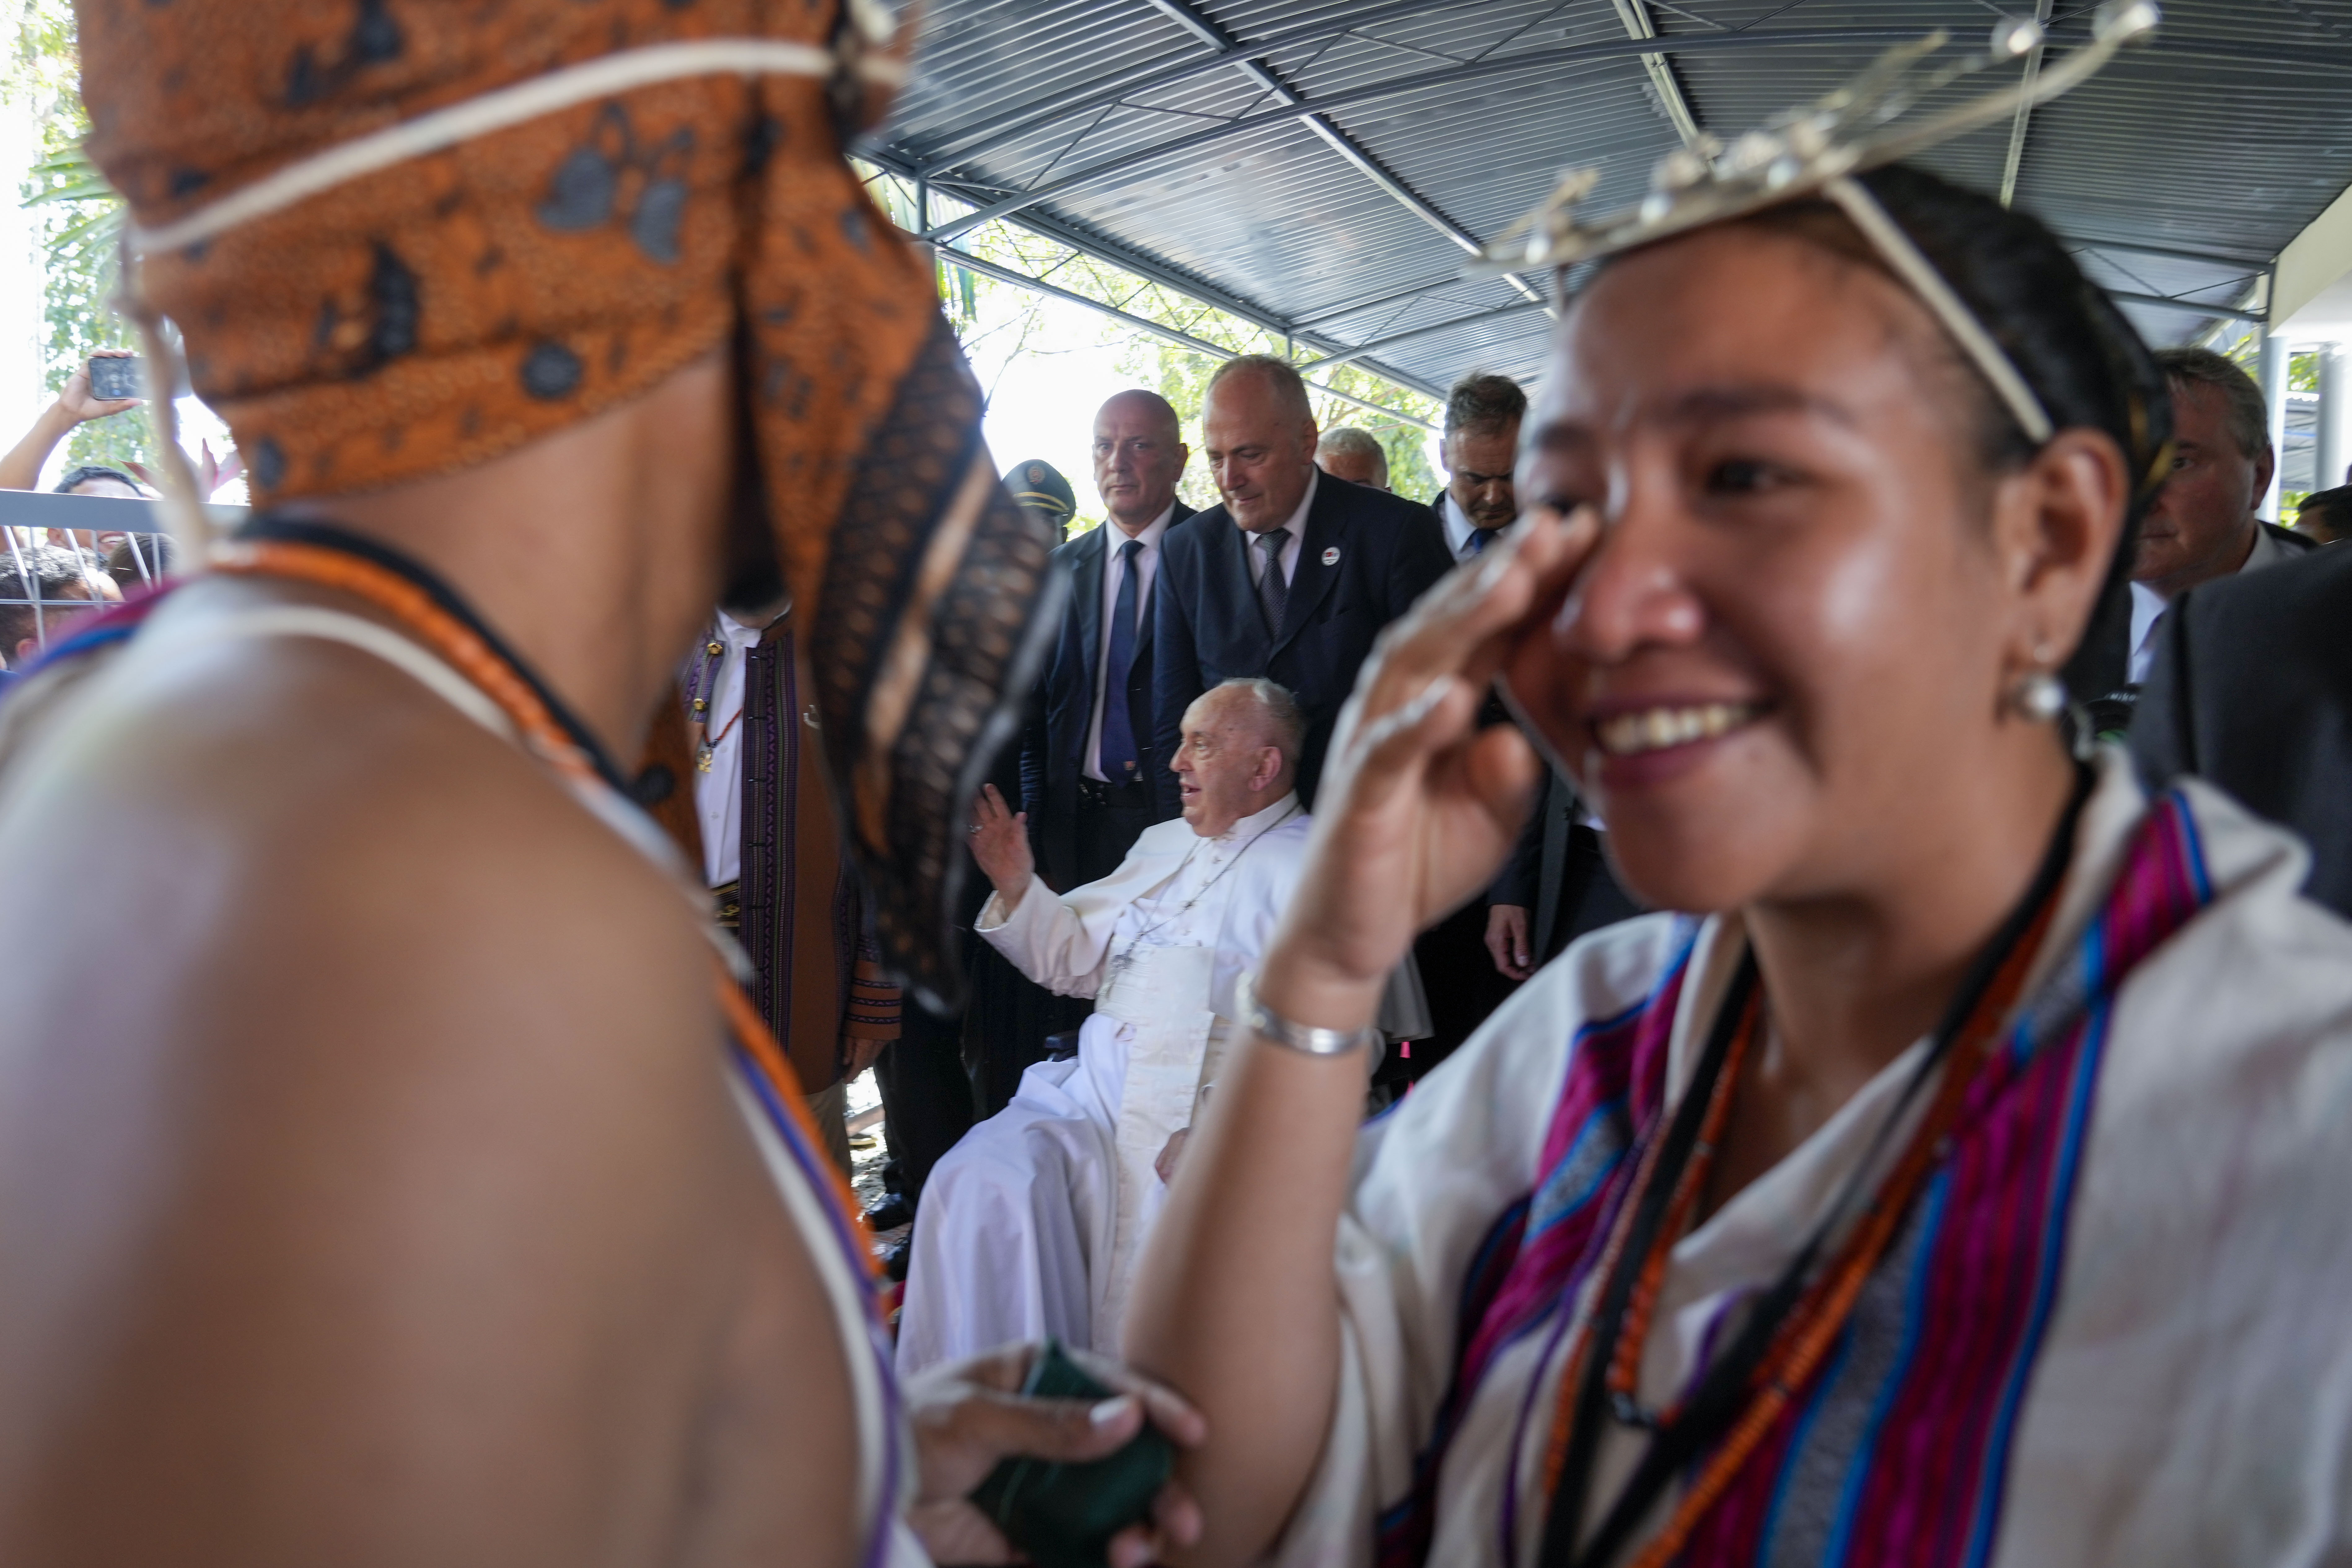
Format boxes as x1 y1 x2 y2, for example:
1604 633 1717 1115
1020 503 1195 888
1153 474 1451 813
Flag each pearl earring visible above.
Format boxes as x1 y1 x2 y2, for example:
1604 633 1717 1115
2011 669 2066 722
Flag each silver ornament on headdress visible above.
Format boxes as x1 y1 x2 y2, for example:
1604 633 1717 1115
1472 0 2161 446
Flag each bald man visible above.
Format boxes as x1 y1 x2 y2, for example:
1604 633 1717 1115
1023 389 1197 893
1152 354 1451 814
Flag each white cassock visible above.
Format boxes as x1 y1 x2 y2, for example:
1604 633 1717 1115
896 793 1310 1376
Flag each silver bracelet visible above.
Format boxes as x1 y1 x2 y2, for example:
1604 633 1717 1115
1238 971 1378 1057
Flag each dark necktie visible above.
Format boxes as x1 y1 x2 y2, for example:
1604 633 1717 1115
1467 526 1499 557
1097 537 1143 780
1255 528 1290 637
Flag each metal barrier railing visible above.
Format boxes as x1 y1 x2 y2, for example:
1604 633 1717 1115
0 492 245 668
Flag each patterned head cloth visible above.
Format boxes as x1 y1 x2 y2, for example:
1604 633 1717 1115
77 0 1060 1009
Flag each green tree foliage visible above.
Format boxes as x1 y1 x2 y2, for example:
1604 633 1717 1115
857 164 1449 516
11 0 147 473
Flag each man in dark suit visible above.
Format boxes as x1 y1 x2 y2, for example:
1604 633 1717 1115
1412 374 1537 1075
2117 347 2316 687
1153 354 1452 815
1022 391 1195 889
1427 373 1523 563
2132 545 2352 919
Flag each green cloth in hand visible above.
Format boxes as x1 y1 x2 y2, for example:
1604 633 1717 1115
965 1339 1175 1568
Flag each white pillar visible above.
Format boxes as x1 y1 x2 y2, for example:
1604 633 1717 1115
2260 333 2289 520
2321 346 2350 496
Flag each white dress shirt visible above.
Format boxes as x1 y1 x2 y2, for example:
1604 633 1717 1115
693 611 767 887
2126 522 2299 684
1435 490 1489 561
1243 466 1315 590
1082 505 1174 784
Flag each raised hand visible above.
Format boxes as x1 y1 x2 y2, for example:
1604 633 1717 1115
1253 506 1600 1032
58 350 142 424
903 1341 1207 1568
968 783 1035 905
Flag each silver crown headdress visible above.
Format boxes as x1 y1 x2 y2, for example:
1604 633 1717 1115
1472 0 2161 445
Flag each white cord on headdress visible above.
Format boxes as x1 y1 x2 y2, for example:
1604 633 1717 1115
116 33 906 551
1823 175 2054 444
130 38 896 254
114 246 213 556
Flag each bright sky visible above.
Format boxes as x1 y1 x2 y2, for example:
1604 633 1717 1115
0 89 50 455
0 87 241 501
966 295 1136 528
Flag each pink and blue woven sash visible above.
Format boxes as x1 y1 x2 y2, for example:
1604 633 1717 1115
1379 791 2214 1568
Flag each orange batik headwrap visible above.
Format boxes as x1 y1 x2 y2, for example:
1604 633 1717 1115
77 0 1060 1008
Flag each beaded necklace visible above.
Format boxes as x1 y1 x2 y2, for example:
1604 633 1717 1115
1534 776 2085 1568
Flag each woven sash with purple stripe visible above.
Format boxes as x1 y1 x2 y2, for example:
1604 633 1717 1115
1379 790 2214 1568
1374 926 1696 1568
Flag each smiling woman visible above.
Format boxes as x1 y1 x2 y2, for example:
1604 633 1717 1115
1126 160 2352 1568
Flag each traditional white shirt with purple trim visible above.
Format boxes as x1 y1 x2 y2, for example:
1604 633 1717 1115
1276 749 2352 1568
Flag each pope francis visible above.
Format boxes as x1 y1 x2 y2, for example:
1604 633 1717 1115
897 679 1312 1374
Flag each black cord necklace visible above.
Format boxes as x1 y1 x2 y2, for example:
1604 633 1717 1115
237 515 633 794
1536 765 2094 1568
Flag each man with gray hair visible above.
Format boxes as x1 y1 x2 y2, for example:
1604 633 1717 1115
897 678 1312 1373
1433 372 1527 561
1420 371 1556 1078
1316 426 1390 490
1154 354 1452 814
2126 346 2315 683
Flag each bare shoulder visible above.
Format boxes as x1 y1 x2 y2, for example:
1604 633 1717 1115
0 589 858 1562
0 583 715 1101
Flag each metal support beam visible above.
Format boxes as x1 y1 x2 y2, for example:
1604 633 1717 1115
918 28 1930 247
1609 0 1705 150
918 0 1491 172
2320 345 2347 494
1126 0 1545 307
2259 318 2288 521
2064 235 2274 270
2106 289 2265 323
1996 0 2054 207
862 145 1437 393
910 3 2352 180
1295 300 1550 371
926 240 1437 429
1292 229 2277 345
1288 270 1472 331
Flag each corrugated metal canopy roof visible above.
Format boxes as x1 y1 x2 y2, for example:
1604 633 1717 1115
872 0 2352 397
